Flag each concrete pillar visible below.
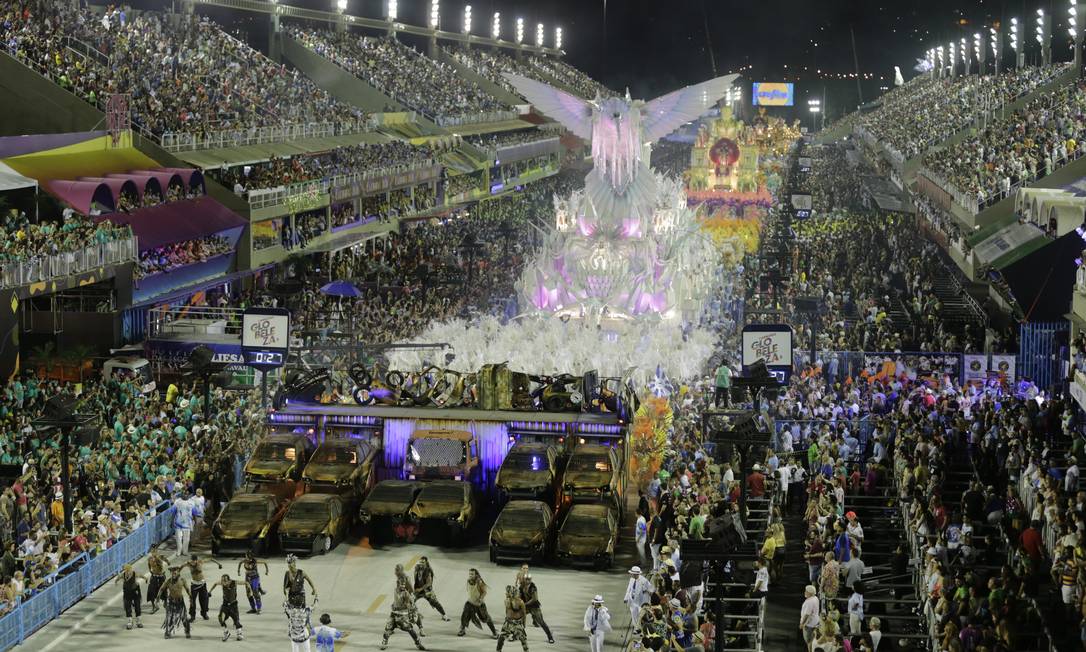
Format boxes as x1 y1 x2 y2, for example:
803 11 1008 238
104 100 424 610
269 14 281 63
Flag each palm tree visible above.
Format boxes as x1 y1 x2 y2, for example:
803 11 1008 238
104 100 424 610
29 342 56 377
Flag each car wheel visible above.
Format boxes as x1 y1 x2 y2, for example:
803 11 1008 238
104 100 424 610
251 538 266 556
321 535 332 555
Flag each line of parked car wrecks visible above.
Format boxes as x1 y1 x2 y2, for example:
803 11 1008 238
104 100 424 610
211 429 626 568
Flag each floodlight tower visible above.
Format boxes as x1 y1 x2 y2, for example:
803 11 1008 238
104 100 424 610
960 37 969 74
1037 8 1051 66
426 0 439 55
386 0 397 37
807 98 822 131
514 17 524 60
974 33 985 73
555 26 563 52
1072 0 1083 71
948 40 957 77
536 22 544 49
491 11 501 53
1010 17 1023 68
990 26 1001 75
936 46 945 79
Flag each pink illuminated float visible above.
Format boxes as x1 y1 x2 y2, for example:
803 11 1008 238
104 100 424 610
506 72 737 321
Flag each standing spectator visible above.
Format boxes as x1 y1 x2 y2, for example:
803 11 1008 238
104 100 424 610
800 585 821 650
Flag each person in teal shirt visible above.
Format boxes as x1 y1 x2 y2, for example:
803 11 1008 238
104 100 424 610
714 361 732 407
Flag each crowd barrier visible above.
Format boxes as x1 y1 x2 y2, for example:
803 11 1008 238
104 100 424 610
0 503 177 650
247 161 441 211
159 118 377 153
433 110 518 127
0 236 138 289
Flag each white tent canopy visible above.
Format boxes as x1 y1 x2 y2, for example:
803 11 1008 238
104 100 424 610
0 161 37 192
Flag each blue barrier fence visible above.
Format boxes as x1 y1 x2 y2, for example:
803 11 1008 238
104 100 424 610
0 503 176 650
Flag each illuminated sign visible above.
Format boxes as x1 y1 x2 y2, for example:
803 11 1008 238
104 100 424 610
242 308 291 369
741 324 794 384
752 82 795 106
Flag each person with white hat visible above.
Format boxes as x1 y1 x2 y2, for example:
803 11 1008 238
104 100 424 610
583 595 610 652
172 489 199 557
623 566 651 635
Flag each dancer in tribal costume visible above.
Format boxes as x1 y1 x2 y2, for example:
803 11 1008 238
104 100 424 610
497 585 529 652
237 551 269 614
161 566 191 639
381 582 426 650
209 574 244 641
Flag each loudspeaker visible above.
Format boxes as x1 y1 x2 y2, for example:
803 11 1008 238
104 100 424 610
43 395 78 423
189 345 215 372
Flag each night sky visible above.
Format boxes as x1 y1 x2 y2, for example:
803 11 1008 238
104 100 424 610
210 0 1078 122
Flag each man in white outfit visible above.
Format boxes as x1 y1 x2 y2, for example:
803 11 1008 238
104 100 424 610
173 492 199 557
583 595 610 652
623 566 651 634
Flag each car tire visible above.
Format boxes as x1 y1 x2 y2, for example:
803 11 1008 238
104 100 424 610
252 538 266 556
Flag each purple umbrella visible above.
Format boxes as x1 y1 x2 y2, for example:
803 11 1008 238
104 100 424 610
319 280 364 298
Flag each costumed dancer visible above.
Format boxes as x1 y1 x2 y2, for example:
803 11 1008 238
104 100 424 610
413 557 450 621
238 551 269 614
381 580 426 650
583 595 611 652
284 554 318 608
161 566 191 639
519 572 554 644
114 563 146 630
394 563 424 636
497 585 529 652
184 554 223 621
458 568 497 639
624 566 651 635
209 573 244 641
284 598 315 652
146 544 169 614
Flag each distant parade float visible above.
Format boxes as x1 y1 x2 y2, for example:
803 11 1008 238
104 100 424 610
390 73 741 382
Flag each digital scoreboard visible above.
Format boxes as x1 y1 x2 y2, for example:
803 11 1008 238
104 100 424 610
241 308 290 369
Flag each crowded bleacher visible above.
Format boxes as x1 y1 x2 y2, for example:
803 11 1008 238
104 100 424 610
923 79 1086 211
0 3 366 141
288 27 510 122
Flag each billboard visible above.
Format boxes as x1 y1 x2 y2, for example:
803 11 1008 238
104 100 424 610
741 324 794 384
752 83 795 106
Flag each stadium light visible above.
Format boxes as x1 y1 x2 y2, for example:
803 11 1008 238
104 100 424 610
807 98 821 112
386 0 397 21
335 0 346 12
463 5 471 35
1037 8 1045 44
960 37 968 64
1070 0 1078 38
1010 17 1019 50
555 26 563 50
492 12 501 40
516 17 524 44
430 0 439 29
536 22 544 47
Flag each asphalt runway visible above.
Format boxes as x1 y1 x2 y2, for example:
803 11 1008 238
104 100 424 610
22 533 638 652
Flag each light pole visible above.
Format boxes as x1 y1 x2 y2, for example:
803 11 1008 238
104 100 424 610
555 26 563 52
949 40 957 77
1010 17 1023 68
960 37 969 74
491 11 500 52
1072 0 1083 72
937 45 945 78
536 22 544 48
1037 8 1051 66
807 98 821 132
333 0 347 33
385 0 397 37
974 32 984 74
990 26 1001 75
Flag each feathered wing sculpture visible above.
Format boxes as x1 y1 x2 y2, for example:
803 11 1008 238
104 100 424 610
640 73 739 143
503 73 593 140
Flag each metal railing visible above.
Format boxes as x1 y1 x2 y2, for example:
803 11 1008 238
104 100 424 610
148 304 246 339
0 236 138 289
159 117 377 153
434 110 518 127
247 161 441 210
0 502 176 650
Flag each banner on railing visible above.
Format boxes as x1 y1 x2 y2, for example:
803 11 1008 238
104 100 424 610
991 353 1017 383
963 353 989 384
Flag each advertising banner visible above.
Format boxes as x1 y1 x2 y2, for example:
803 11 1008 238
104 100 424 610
991 354 1017 382
963 353 988 384
860 352 962 387
752 82 795 106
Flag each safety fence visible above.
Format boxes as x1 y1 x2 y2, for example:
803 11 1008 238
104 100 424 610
159 118 377 153
0 236 138 289
0 502 176 650
433 110 518 127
